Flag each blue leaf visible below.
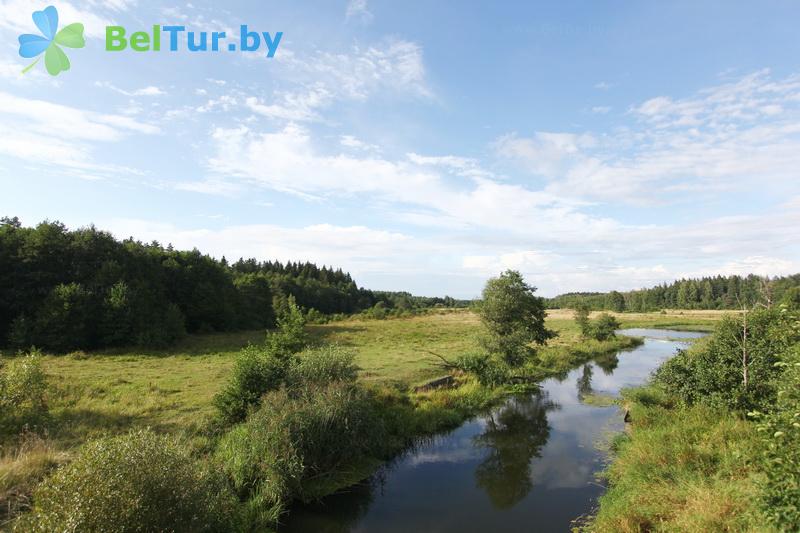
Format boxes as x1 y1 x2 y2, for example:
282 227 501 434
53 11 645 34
18 34 51 58
32 6 59 41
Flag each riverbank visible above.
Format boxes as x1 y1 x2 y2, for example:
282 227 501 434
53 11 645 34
584 306 800 533
584 386 767 532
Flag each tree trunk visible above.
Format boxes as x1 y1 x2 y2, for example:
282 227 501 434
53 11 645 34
742 308 748 389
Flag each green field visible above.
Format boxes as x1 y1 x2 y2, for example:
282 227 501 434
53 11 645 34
0 308 725 527
22 309 725 440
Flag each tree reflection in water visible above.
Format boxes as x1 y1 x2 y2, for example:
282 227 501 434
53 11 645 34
576 364 593 402
473 394 557 509
593 352 619 375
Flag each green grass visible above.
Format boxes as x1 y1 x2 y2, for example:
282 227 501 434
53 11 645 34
580 393 617 407
8 309 719 446
614 309 727 332
584 386 770 533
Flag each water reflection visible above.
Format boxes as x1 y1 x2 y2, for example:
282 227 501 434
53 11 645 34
594 351 619 375
576 364 593 401
474 394 556 509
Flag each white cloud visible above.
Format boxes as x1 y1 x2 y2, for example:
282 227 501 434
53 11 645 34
204 122 623 247
245 85 332 122
96 83 167 97
197 95 238 113
103 219 423 276
0 92 159 141
591 106 611 114
462 251 558 275
494 132 595 177
279 40 432 100
496 70 800 205
406 153 492 179
683 256 800 279
0 92 158 178
346 0 374 23
340 135 379 152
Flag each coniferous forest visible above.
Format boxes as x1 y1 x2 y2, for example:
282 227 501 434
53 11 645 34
547 274 800 312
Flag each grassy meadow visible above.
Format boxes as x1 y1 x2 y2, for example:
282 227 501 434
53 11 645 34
30 309 720 439
1 308 724 528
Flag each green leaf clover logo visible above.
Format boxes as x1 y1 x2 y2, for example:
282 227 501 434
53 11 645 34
18 6 85 76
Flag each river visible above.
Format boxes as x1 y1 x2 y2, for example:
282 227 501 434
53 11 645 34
280 328 706 532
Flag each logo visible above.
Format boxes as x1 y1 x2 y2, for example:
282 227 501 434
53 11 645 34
18 5 85 76
105 26 283 57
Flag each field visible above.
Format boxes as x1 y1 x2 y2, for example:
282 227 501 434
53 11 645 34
0 308 726 527
13 309 727 440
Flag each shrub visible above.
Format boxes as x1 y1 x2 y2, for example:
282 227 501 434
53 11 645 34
289 345 358 387
454 353 510 386
0 350 48 431
304 308 327 324
656 309 796 411
217 383 387 528
265 296 307 355
589 313 621 341
754 324 800 529
24 429 237 532
214 344 288 425
574 302 591 337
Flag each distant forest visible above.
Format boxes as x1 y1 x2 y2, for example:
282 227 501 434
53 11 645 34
547 274 800 312
0 218 467 352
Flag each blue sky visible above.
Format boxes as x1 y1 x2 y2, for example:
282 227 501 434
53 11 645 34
1 1 800 297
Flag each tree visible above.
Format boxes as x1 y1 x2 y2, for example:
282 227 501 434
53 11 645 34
590 313 621 341
780 286 800 310
266 295 308 356
606 290 625 312
478 270 555 366
574 302 591 337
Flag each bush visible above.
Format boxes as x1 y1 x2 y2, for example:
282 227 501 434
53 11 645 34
265 296 307 355
0 350 48 431
589 313 621 341
289 345 358 387
24 429 237 532
454 353 510 386
755 328 800 529
214 299 313 425
214 344 288 425
656 309 796 411
304 308 327 324
574 302 591 337
217 383 387 528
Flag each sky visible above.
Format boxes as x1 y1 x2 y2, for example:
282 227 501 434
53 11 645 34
1 0 800 298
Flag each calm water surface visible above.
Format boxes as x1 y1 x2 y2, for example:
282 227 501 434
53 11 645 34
280 329 706 533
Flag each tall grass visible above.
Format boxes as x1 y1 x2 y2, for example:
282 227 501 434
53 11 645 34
586 386 770 532
0 433 65 527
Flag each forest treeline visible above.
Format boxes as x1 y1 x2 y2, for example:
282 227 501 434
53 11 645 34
547 274 800 312
0 217 466 352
